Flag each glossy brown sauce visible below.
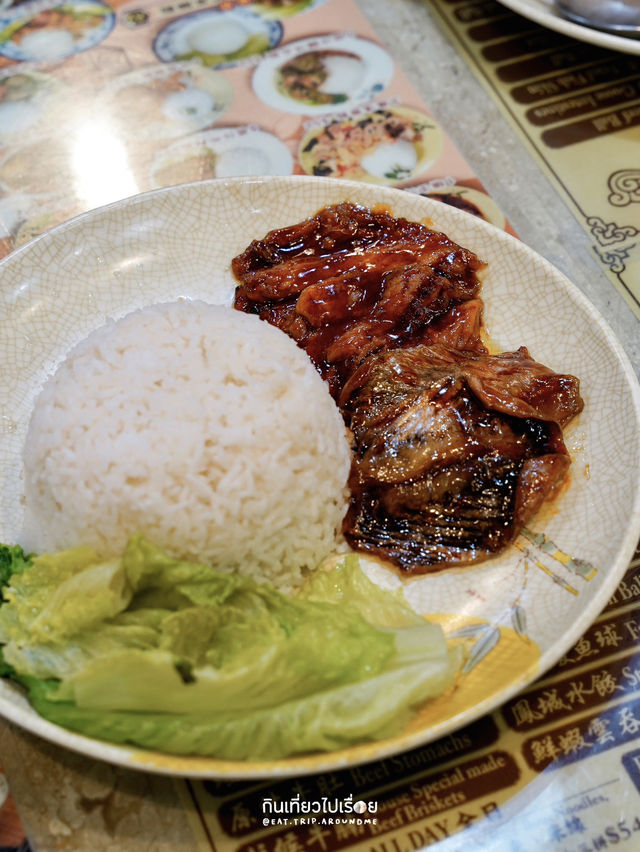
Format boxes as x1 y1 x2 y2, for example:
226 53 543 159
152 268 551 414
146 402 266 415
339 344 579 570
233 202 484 399
232 203 584 574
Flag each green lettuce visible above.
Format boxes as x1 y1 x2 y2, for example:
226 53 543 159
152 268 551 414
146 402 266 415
0 537 458 760
0 542 33 588
0 543 34 676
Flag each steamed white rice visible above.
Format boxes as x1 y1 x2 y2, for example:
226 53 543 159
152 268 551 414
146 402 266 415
21 300 352 590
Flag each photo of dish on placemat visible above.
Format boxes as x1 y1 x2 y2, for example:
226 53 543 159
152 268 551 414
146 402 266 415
0 0 115 62
153 6 283 69
249 0 329 20
252 34 394 115
407 180 507 230
0 68 62 145
104 63 233 141
298 103 443 184
0 190 32 257
0 136 74 196
150 126 294 187
0 193 80 258
12 201 81 250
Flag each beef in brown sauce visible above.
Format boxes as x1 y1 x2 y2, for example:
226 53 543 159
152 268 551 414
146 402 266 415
232 203 584 573
339 344 583 571
233 202 486 398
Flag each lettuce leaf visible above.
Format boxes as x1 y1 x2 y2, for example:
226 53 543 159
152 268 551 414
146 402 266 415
1 536 458 760
25 659 452 760
0 543 34 677
0 542 33 590
299 553 425 627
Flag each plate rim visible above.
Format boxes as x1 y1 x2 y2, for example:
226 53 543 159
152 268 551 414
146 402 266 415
0 174 639 778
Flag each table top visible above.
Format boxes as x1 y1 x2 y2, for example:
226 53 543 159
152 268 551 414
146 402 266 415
0 0 639 850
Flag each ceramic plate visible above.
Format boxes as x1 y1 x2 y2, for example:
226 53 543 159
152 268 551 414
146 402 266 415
0 175 639 779
0 0 115 62
153 6 283 69
496 0 640 55
252 34 394 115
298 104 444 185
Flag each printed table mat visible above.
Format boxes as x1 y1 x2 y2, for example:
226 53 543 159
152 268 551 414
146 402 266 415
0 0 511 264
430 0 640 318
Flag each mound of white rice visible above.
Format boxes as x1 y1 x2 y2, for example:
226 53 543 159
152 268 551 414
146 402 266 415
21 301 352 590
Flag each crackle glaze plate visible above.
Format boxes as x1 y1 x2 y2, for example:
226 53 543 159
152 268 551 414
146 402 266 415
0 175 639 779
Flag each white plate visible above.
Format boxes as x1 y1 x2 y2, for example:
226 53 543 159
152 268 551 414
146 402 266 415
496 0 640 55
153 6 283 69
0 175 639 779
252 34 394 115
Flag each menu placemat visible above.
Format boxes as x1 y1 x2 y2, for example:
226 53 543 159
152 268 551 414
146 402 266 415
430 0 640 318
0 0 511 264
